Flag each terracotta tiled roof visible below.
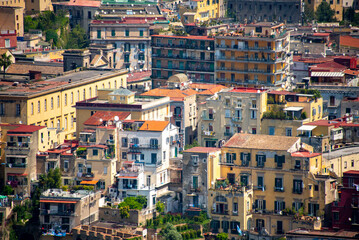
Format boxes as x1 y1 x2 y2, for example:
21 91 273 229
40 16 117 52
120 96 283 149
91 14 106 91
6 63 63 75
52 0 101 7
268 90 297 95
310 61 347 72
305 120 338 127
291 151 321 158
139 121 169 132
340 35 359 49
127 71 151 82
344 170 359 175
344 69 359 75
7 125 45 133
141 88 198 100
223 133 300 151
184 147 220 153
229 87 266 93
84 111 130 126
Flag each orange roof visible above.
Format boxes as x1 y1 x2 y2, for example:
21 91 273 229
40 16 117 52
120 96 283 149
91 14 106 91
184 147 220 153
344 69 359 75
291 151 321 158
84 111 131 126
139 121 169 132
141 88 197 100
340 35 359 49
80 180 99 185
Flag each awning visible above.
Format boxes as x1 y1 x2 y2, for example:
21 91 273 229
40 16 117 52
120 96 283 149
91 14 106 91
116 176 137 179
7 173 27 176
283 107 303 111
7 134 31 137
332 127 343 131
40 200 77 204
311 72 344 77
297 125 317 131
80 180 99 185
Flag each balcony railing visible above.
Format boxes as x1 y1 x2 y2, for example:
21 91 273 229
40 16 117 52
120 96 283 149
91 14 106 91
254 185 266 191
274 187 285 192
173 113 182 119
292 188 303 194
7 142 30 148
202 130 215 136
211 209 229 215
106 139 115 145
41 209 75 216
129 144 160 149
6 163 27 168
83 172 94 178
152 43 214 51
152 54 214 61
232 117 242 122
202 114 214 120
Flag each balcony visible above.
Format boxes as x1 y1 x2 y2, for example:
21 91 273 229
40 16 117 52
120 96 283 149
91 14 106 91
202 130 215 136
224 132 233 137
152 43 214 51
211 209 229 215
106 139 115 145
129 144 160 149
82 172 94 178
202 114 214 120
232 117 242 122
217 56 286 63
41 209 75 216
274 187 285 192
254 185 266 191
7 142 30 148
6 162 27 168
173 113 182 119
152 54 214 62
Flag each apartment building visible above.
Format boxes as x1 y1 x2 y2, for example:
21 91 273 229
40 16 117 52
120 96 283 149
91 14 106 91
75 88 171 136
0 70 127 140
182 147 221 212
197 88 267 147
3 124 56 198
304 0 343 21
208 133 336 240
216 22 291 87
112 120 179 209
151 35 215 86
40 189 101 233
89 18 151 70
0 7 24 36
141 74 198 146
25 0 53 12
227 0 302 24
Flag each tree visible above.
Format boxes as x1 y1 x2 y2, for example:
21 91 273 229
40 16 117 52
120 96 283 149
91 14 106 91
216 232 229 240
66 24 89 49
304 4 315 23
1 185 14 195
119 196 145 210
0 53 12 79
315 1 335 22
160 224 183 240
156 201 165 213
119 205 130 219
46 29 59 47
38 168 61 190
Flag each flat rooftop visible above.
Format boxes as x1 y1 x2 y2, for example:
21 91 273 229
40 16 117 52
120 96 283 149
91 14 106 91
40 189 92 200
323 146 359 160
0 70 126 97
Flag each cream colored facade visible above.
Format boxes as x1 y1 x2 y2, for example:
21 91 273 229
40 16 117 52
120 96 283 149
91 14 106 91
208 134 335 239
323 146 359 178
198 88 267 147
25 0 53 12
0 70 127 141
0 7 24 36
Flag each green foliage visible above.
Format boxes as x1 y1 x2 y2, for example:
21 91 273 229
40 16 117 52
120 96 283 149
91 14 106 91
301 111 308 120
119 196 147 210
72 185 94 191
46 29 59 46
1 185 14 195
184 140 199 150
156 201 165 213
0 53 12 79
65 24 89 49
119 205 130 219
13 200 32 223
262 105 287 120
216 232 229 240
293 88 321 99
304 4 315 23
315 1 335 22
76 147 87 156
24 11 69 33
160 223 183 240
38 168 61 190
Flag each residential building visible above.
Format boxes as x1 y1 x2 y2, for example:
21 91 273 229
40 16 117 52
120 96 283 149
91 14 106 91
182 147 221 212
25 0 53 12
197 87 267 147
215 22 291 87
75 88 171 137
339 35 359 55
52 0 101 34
227 0 302 24
127 71 152 93
0 30 17 48
304 0 343 21
141 74 198 146
0 69 127 140
341 97 359 116
209 133 335 239
39 189 102 233
151 35 215 86
3 124 56 198
323 146 359 178
286 229 359 239
0 7 24 36
192 0 224 22
113 120 179 210
331 170 359 230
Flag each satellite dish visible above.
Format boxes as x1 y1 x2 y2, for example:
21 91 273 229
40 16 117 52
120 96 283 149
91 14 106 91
99 118 103 122
114 116 119 122
19 121 22 124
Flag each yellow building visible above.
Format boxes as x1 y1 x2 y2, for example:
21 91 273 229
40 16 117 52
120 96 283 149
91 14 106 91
304 0 343 21
193 0 222 22
0 6 24 36
0 70 127 141
216 22 290 87
209 133 336 239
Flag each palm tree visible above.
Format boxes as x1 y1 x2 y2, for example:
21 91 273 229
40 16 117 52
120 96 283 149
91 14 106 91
0 53 12 79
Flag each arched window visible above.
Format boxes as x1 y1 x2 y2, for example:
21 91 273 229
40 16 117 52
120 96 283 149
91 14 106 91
51 97 53 109
89 87 92 98
77 90 80 101
95 86 98 95
71 92 73 104
57 119 60 130
57 95 60 108
83 89 86 100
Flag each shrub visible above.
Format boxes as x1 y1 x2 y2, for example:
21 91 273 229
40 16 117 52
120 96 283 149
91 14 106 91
197 230 201 237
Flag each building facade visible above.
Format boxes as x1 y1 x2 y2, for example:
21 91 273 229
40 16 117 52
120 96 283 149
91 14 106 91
151 35 215 86
215 23 291 87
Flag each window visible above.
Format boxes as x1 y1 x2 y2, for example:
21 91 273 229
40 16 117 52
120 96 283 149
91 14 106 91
71 92 73 104
233 202 238 213
293 179 303 194
240 153 250 166
111 29 115 37
51 97 53 109
344 161 347 169
122 152 127 159
139 30 143 37
104 166 108 174
308 203 319 216
275 178 283 191
286 128 292 136
64 117 67 130
57 96 60 108
93 149 98 156
225 109 230 118
333 212 339 221
97 30 101 39
71 116 74 128
150 138 158 148
293 202 303 211
37 101 40 113
192 155 199 165
0 103 5 116
251 110 257 119
163 151 166 160
252 128 257 134
78 163 83 173
192 176 198 188
274 200 286 212
352 160 355 167
83 89 86 100
269 126 275 135
257 176 264 190
275 155 285 168
64 160 69 170
122 137 128 147
254 199 266 210
151 153 157 164
64 94 67 106
16 104 20 116
276 221 283 234
125 29 129 37
256 155 266 167
225 153 236 164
